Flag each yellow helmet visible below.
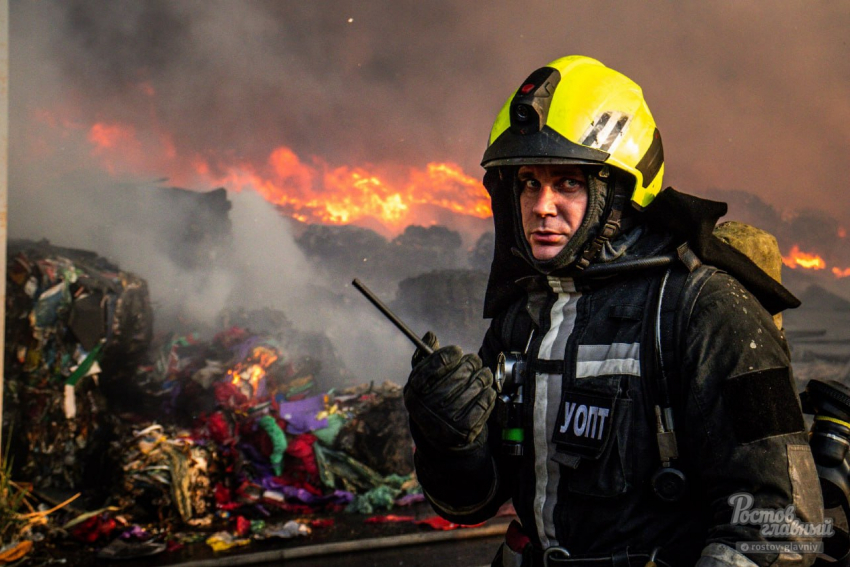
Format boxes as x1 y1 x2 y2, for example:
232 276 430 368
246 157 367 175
481 55 664 209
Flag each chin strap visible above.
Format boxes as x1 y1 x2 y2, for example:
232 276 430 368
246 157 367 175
574 183 631 271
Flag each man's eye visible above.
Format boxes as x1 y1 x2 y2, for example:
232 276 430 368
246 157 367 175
522 179 541 191
557 178 583 191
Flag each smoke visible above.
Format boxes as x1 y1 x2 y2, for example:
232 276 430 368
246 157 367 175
223 191 415 386
8 1 850 379
10 166 415 385
12 1 850 220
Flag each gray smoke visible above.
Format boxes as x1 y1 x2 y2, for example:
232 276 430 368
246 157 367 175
9 1 850 382
12 2 850 214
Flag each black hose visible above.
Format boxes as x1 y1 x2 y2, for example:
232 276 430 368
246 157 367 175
580 253 676 277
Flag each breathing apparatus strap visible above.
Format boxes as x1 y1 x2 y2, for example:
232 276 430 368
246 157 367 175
650 247 701 470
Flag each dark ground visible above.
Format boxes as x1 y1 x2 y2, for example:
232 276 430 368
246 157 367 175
28 502 509 567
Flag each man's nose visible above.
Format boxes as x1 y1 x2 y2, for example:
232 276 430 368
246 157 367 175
532 185 558 216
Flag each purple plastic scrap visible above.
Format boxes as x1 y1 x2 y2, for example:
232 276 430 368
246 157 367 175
277 395 328 434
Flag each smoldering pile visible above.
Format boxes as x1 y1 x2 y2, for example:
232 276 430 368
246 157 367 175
1 240 424 561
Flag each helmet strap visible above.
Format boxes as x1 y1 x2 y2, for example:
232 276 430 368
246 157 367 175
574 185 630 271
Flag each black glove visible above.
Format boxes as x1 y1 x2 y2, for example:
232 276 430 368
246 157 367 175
404 332 496 449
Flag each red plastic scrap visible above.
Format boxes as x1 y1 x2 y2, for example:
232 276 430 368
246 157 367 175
234 516 251 537
415 516 485 531
71 515 119 543
309 519 334 529
281 433 319 481
214 483 233 507
364 515 416 524
214 381 249 409
206 412 234 445
235 481 263 504
505 520 530 553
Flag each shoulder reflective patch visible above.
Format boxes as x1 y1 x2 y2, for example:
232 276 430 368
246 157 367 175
787 445 823 526
722 367 805 444
576 343 640 378
552 390 615 457
580 111 631 152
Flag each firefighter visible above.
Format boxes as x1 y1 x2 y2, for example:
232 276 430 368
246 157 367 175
404 56 823 567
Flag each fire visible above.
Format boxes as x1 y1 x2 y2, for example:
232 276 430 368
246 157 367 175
88 122 136 151
198 151 491 233
32 106 493 235
228 346 280 398
781 244 850 279
782 245 826 270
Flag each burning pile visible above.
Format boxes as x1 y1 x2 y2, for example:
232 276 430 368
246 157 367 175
2 242 422 561
99 317 419 526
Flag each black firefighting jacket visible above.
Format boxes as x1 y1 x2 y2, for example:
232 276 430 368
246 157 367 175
413 234 823 567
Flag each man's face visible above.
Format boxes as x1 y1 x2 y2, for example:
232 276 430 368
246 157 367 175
518 164 589 261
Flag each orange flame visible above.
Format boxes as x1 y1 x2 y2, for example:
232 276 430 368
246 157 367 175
88 122 136 151
228 346 280 398
782 245 826 270
38 108 494 234
192 147 491 233
781 245 850 278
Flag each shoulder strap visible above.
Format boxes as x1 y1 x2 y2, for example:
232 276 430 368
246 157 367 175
500 295 533 352
657 262 720 407
656 265 691 407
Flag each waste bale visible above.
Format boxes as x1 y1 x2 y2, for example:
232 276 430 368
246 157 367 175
394 269 489 352
3 240 153 496
334 382 414 477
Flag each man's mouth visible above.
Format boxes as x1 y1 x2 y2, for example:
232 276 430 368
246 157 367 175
531 230 566 244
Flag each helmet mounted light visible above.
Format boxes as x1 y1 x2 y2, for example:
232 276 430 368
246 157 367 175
509 67 561 135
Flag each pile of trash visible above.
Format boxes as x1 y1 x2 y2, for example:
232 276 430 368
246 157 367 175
2 240 425 562
95 338 420 559
90 372 421 557
109 362 420 529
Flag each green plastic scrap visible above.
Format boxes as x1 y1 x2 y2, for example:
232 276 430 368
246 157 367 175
65 342 104 386
285 380 314 398
382 474 409 489
311 445 384 492
346 495 373 515
312 443 336 489
258 415 287 476
250 520 266 534
346 485 401 514
312 413 346 446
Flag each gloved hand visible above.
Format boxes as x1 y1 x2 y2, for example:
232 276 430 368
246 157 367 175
404 332 497 449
